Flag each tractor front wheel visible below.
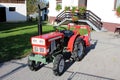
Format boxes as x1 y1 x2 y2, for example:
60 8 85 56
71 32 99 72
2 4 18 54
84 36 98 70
28 60 41 71
53 54 65 76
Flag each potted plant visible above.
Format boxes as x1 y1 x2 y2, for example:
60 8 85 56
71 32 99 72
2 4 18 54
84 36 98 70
71 6 77 14
56 4 62 11
64 6 70 12
79 6 86 15
72 15 79 22
78 6 86 19
75 7 79 13
116 6 120 17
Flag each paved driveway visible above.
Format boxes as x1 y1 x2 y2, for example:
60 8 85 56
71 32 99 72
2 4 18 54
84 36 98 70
0 32 120 80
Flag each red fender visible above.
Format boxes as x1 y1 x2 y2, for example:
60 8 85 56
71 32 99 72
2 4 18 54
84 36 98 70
67 34 79 52
80 36 90 47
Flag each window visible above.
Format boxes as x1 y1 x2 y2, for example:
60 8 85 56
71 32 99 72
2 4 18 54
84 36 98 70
78 0 87 7
9 7 16 12
56 0 62 11
114 0 120 9
56 0 62 6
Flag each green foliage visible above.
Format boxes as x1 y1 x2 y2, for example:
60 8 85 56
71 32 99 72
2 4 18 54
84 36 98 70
72 16 79 21
117 6 120 14
69 26 88 35
56 4 62 11
71 6 77 13
27 0 37 15
79 6 86 14
64 6 70 11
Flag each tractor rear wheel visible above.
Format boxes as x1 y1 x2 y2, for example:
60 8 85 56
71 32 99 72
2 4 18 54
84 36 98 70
53 54 65 76
73 37 85 61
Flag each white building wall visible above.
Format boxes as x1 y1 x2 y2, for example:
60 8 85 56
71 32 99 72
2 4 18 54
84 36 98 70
48 0 120 24
48 0 78 17
87 0 120 24
62 0 78 8
48 0 60 17
0 2 27 22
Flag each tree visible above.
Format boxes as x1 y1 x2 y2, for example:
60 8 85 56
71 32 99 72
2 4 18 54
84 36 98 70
27 0 48 15
27 0 37 15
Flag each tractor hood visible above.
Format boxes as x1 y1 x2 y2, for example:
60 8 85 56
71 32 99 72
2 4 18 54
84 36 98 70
31 32 64 46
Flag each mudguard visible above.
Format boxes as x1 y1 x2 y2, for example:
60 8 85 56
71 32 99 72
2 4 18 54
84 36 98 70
67 34 80 52
80 35 90 47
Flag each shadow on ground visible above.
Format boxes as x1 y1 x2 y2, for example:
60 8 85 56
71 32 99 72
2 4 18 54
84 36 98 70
0 61 27 80
0 61 115 80
44 65 115 80
0 21 37 31
67 71 115 80
85 39 98 55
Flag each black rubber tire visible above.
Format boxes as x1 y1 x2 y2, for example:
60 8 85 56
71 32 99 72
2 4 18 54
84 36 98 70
53 54 65 76
28 59 41 71
73 37 85 61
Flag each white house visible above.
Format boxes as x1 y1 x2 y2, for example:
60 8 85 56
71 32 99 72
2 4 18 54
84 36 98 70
0 0 27 22
48 0 86 24
87 0 120 31
48 0 120 32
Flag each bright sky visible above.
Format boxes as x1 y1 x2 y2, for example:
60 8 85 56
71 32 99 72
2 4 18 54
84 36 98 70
38 0 49 3
45 0 49 3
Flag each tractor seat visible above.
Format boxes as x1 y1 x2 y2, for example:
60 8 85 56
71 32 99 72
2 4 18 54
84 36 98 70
60 30 74 38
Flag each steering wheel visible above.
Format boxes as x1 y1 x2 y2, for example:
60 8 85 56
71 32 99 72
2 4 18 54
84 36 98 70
53 26 74 37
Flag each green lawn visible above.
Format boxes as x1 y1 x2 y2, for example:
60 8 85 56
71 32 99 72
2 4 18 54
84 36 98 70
0 22 88 62
0 22 54 62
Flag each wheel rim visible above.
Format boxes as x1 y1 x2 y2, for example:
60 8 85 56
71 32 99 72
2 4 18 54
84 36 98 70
28 60 35 70
77 42 83 57
59 59 64 73
34 62 40 68
28 60 32 66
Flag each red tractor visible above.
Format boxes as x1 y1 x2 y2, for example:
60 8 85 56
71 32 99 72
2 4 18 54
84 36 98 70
28 22 91 76
28 2 91 76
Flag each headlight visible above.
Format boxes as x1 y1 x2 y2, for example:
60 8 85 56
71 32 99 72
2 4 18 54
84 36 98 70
33 46 46 53
32 38 45 45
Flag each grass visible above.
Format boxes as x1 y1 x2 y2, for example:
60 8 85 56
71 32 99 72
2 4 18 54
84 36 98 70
0 21 54 62
0 22 88 62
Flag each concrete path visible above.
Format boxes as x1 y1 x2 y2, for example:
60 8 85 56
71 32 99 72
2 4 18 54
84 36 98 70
0 32 120 80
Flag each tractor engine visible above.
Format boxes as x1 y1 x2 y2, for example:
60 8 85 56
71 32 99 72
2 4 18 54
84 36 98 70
31 32 64 56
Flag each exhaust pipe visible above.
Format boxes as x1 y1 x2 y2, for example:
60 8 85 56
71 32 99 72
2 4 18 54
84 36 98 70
38 5 42 35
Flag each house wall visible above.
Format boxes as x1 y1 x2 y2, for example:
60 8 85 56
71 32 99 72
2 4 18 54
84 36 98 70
62 0 78 8
0 2 27 22
48 0 79 24
87 0 120 31
48 0 60 17
48 0 78 17
48 0 120 32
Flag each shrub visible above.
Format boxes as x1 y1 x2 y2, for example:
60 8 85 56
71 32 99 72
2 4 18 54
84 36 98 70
116 6 120 16
72 16 79 21
56 4 62 11
64 6 70 11
71 6 77 13
79 6 86 14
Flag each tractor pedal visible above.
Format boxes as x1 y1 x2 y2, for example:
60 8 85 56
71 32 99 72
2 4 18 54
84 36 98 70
69 57 74 62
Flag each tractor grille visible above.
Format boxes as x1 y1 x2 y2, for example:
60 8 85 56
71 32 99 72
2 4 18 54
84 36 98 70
33 46 45 53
